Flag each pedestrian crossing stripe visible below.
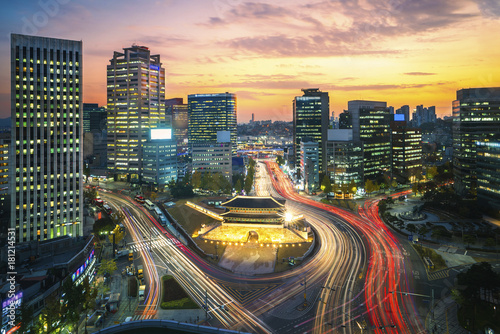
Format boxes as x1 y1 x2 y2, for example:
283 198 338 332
428 269 450 281
211 278 284 307
129 238 177 252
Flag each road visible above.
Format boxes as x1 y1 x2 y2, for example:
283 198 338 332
265 161 426 333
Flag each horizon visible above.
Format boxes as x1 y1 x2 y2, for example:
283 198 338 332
1 1 499 122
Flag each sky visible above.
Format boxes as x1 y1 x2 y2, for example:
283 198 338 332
0 0 499 122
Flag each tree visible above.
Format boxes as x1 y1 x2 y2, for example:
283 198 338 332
97 259 118 278
406 224 417 235
244 173 253 194
365 179 375 196
426 166 438 180
418 225 430 238
349 180 357 194
463 234 476 248
62 278 83 332
234 178 243 193
150 192 157 201
321 175 332 194
276 155 285 166
40 293 62 334
93 217 115 236
81 276 97 313
18 302 37 333
108 224 125 245
391 179 398 189
83 187 97 202
191 171 202 189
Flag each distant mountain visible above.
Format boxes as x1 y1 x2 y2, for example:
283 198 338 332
0 118 11 128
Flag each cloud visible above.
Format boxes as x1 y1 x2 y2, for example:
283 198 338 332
325 82 449 91
214 0 478 57
404 72 437 76
473 0 500 18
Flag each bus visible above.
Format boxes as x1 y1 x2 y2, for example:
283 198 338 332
144 199 155 210
94 198 104 207
103 204 112 215
154 207 163 217
134 195 145 204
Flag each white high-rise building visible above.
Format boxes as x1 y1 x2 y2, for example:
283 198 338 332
10 34 83 242
107 45 166 181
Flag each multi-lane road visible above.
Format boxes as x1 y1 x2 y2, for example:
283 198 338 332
99 160 426 333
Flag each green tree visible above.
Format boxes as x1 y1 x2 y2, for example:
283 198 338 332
40 293 62 334
234 178 243 193
244 174 253 194
365 179 375 196
391 179 398 189
97 259 118 278
406 223 417 235
426 166 438 180
81 276 97 313
191 171 202 189
484 238 496 248
349 180 357 194
62 278 83 332
321 175 332 194
18 302 37 333
83 187 97 202
93 217 115 236
276 155 285 166
418 225 430 238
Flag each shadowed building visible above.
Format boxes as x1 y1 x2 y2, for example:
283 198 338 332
453 87 500 195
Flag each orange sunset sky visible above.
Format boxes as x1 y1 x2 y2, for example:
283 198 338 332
1 0 499 122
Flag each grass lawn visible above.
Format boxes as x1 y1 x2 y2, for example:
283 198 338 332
412 244 447 271
166 197 218 236
161 275 199 309
321 199 359 211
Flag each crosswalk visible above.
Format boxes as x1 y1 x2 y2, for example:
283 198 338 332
428 269 450 281
128 237 179 252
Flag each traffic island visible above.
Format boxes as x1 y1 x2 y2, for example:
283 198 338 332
160 275 199 310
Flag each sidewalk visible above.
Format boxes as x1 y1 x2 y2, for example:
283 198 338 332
427 295 468 334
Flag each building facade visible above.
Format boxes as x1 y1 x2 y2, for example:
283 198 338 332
142 131 177 188
476 140 500 213
347 100 391 181
453 87 500 195
293 88 329 172
325 129 363 187
107 45 166 181
82 103 106 133
191 143 232 178
188 93 237 154
166 98 189 154
391 121 422 182
300 141 319 194
10 34 83 242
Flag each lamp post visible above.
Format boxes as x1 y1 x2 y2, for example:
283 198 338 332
110 231 116 257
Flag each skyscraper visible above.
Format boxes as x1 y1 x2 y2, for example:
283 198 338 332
188 93 237 154
391 120 422 182
347 100 391 181
166 98 188 154
82 103 106 133
293 88 329 173
10 34 83 242
396 105 410 123
453 87 500 195
107 45 166 181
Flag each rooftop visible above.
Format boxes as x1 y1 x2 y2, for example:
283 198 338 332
222 196 285 209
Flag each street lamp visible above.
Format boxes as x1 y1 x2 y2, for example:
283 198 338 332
110 231 116 257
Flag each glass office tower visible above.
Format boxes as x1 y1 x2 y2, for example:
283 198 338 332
188 93 237 154
107 45 165 181
10 34 83 242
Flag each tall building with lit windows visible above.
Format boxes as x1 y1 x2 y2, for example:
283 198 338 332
107 45 165 181
476 139 500 213
453 87 500 195
390 118 422 182
293 88 329 172
187 93 237 154
346 100 391 181
10 34 83 242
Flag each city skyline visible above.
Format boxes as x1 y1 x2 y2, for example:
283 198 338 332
1 0 500 122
